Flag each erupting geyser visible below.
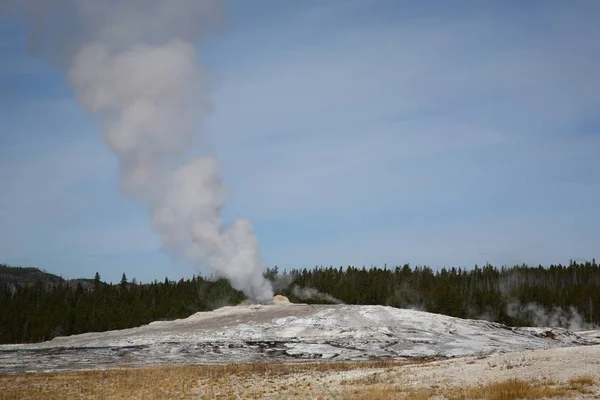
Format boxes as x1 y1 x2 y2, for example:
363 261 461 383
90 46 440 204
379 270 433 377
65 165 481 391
3 0 273 302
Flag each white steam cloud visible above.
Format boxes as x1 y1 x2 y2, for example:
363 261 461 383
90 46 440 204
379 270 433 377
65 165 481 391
4 0 273 302
291 286 344 304
506 301 598 331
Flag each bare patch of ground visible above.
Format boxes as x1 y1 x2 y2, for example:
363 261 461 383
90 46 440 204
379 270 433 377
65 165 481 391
390 342 600 389
339 344 600 399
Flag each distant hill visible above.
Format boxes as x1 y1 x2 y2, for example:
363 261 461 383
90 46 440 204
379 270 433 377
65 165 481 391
0 264 95 290
0 264 64 285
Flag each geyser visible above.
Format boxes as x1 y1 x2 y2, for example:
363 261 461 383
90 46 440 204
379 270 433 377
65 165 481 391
4 0 273 302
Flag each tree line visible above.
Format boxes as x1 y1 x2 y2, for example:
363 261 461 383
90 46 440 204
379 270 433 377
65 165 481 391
273 259 600 328
0 270 244 344
1 259 599 344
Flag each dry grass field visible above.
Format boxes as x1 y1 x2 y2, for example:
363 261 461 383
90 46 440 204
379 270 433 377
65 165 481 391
0 360 411 400
343 376 598 400
1 356 600 400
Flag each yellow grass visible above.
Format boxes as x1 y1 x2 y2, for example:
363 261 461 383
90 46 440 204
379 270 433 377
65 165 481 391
1 359 597 400
567 375 596 394
460 379 569 400
568 375 596 386
0 359 414 400
342 377 595 400
0 367 199 400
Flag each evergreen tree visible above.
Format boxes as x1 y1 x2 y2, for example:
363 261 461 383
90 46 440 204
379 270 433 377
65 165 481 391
94 272 101 290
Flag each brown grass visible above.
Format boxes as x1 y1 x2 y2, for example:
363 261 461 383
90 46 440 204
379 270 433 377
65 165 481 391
568 376 596 386
342 377 597 400
0 359 416 400
0 367 200 400
460 379 569 400
2 359 596 400
567 375 596 394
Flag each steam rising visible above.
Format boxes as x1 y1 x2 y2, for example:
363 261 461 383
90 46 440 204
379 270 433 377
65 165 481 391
5 0 273 302
291 286 344 304
506 301 598 331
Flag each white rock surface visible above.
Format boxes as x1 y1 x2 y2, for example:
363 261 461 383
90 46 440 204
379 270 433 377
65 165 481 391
1 304 598 373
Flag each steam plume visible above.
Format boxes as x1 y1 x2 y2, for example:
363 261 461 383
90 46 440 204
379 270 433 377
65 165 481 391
4 0 274 302
506 301 598 331
291 286 344 304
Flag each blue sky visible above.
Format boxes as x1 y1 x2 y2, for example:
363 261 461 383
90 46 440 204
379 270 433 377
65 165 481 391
1 0 599 283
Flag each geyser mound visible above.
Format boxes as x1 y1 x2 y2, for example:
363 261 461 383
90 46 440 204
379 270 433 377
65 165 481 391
239 294 291 306
2 304 600 373
271 295 290 304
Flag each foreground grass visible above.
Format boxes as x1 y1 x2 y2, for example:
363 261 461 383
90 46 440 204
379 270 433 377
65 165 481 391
344 375 598 400
1 361 596 400
0 359 410 400
0 366 197 400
